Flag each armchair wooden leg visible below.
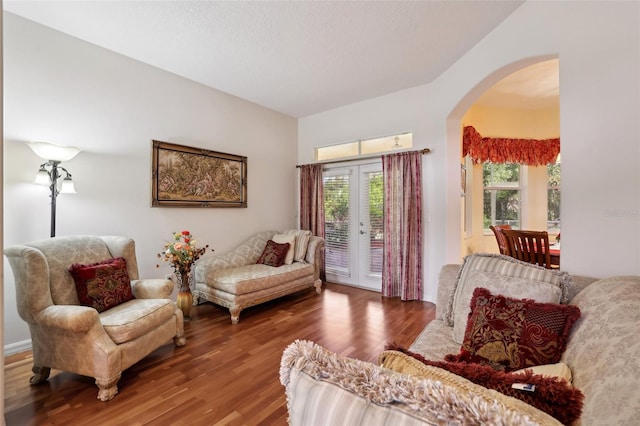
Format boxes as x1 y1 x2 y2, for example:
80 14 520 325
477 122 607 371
314 279 323 294
174 329 186 347
95 374 120 401
29 365 51 385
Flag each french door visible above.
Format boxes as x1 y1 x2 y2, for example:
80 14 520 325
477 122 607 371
323 163 383 291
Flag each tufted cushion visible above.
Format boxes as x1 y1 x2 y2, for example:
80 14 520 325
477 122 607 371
447 254 572 344
69 257 134 313
446 288 581 371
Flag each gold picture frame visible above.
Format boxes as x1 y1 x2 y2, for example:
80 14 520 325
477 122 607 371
151 140 247 208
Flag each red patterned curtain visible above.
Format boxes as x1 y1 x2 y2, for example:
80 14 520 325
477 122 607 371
299 164 325 239
463 126 560 166
381 151 423 300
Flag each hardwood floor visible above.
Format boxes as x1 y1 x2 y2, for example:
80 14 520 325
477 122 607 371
4 283 435 425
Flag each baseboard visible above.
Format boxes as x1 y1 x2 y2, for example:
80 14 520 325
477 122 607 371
4 339 32 357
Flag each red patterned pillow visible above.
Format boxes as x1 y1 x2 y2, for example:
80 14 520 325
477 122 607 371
384 344 584 425
256 240 290 267
69 257 134 313
446 287 581 371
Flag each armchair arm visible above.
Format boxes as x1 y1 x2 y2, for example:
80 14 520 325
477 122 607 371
436 264 462 321
131 279 173 299
5 245 55 322
305 236 325 281
34 305 100 333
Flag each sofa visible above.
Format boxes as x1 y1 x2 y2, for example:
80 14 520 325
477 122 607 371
4 235 186 401
193 230 324 323
280 253 640 425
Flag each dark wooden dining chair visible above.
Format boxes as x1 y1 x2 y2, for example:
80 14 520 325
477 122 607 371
489 224 512 256
502 229 552 269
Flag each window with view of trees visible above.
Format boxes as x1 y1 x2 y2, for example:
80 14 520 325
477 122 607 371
483 162 521 230
547 162 561 232
322 165 384 286
323 173 350 275
365 171 383 274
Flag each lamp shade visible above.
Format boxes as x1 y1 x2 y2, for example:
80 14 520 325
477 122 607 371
28 141 80 162
60 177 77 194
34 168 51 185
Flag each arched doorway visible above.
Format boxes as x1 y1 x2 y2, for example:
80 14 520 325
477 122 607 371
445 56 559 262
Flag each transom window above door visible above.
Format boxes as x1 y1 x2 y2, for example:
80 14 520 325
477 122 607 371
316 132 413 161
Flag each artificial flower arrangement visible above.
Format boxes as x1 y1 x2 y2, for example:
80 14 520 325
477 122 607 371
157 230 211 279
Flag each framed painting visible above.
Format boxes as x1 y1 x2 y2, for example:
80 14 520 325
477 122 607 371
151 140 247 207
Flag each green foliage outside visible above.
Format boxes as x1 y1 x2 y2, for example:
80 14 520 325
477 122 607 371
547 163 561 230
368 173 384 239
482 162 561 230
323 175 350 222
323 172 384 243
323 175 350 244
483 163 521 229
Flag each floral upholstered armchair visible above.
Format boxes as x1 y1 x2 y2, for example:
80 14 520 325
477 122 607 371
4 235 186 401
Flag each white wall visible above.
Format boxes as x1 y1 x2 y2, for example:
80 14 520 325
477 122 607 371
1 5 5 415
3 13 298 350
299 1 640 302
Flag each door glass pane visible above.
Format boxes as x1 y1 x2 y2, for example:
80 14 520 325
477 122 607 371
364 171 383 274
323 173 351 276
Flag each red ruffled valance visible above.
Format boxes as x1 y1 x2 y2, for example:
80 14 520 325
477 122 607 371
462 125 560 166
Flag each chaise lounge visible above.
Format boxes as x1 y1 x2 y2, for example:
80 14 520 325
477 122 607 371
193 230 324 323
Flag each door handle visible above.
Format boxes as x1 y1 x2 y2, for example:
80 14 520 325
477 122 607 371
360 230 366 235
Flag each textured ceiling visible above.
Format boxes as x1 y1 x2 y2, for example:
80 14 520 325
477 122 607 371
4 0 534 117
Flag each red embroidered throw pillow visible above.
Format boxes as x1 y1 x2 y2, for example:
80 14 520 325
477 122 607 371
256 240 290 267
69 257 134 313
446 287 581 371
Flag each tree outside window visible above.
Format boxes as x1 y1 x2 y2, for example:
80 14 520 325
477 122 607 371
547 162 561 232
323 175 350 244
483 163 521 230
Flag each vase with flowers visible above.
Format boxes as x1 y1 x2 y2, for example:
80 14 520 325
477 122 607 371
158 230 210 321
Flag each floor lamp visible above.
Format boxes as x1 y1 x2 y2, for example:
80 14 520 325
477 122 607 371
29 142 80 238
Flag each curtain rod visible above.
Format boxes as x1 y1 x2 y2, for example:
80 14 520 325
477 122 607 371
296 148 431 168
